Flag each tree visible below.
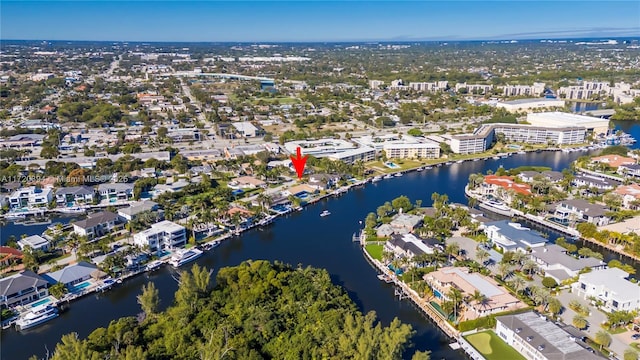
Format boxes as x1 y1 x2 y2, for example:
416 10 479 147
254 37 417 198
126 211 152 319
407 128 423 137
136 282 159 318
542 276 558 289
624 349 639 360
365 212 378 229
391 195 413 212
594 330 612 350
572 315 587 330
547 298 562 316
475 248 490 265
49 282 68 299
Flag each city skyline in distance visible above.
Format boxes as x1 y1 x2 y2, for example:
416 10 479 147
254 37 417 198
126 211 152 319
1 1 639 42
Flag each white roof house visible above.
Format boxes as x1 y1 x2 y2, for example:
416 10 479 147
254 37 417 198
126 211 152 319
232 122 259 137
571 268 640 312
17 235 50 252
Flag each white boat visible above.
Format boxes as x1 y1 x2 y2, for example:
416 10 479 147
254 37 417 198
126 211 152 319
145 260 164 272
416 167 423 172
96 278 116 292
456 160 464 164
473 158 480 161
517 151 526 154
383 174 393 179
372 175 382 182
377 274 393 283
478 200 513 216
15 305 59 331
425 166 433 170
320 210 331 217
492 156 500 160
5 213 26 220
394 172 403 177
169 248 203 267
445 162 453 165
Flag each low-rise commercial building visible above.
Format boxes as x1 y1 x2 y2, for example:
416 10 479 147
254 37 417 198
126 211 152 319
496 98 565 112
527 112 610 136
496 311 601 360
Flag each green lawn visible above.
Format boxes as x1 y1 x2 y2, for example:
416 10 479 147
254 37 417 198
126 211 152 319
365 244 383 261
465 331 525 360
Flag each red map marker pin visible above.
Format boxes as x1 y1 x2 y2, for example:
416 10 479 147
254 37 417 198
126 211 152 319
290 147 308 179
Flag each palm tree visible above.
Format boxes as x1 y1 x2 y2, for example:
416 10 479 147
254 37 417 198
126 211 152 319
594 330 612 351
445 242 460 262
447 287 463 320
476 248 490 265
497 263 512 281
510 276 526 295
522 259 538 276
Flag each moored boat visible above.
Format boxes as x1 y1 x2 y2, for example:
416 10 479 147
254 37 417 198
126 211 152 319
15 305 59 331
169 248 203 267
145 260 164 272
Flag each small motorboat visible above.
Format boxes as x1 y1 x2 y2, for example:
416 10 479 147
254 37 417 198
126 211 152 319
320 210 331 217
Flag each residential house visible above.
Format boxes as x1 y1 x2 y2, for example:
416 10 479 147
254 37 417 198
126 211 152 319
8 186 53 209
284 184 319 197
376 224 395 237
484 220 548 252
389 213 423 235
0 246 23 269
0 270 49 308
590 154 635 169
614 184 640 209
571 268 640 312
55 185 95 207
43 261 102 289
384 233 439 259
117 200 161 221
529 244 605 283
480 175 531 204
617 163 640 178
518 171 564 184
17 235 50 252
97 183 134 201
308 174 341 190
553 199 611 227
133 220 187 255
572 174 617 192
496 311 601 360
72 211 119 239
152 179 190 197
425 267 525 319
228 176 266 190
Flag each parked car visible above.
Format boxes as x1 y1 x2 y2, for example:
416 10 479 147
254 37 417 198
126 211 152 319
632 333 640 340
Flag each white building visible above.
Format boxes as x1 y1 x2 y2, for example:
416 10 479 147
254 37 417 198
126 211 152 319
455 83 493 94
72 211 119 240
326 147 376 164
133 220 187 255
382 142 440 159
500 83 546 97
231 122 259 137
283 139 356 158
529 244 605 283
496 311 601 360
8 186 53 210
17 235 51 252
409 81 448 92
369 80 384 89
571 267 640 312
527 112 610 136
496 98 565 112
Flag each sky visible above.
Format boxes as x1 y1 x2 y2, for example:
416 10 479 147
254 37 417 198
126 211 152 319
1 1 639 42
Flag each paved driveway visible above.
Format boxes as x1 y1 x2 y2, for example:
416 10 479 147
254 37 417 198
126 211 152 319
556 289 630 357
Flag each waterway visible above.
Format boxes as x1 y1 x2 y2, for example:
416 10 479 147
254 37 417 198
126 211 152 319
2 144 640 360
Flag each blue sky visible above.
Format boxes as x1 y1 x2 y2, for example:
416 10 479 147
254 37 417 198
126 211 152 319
2 1 639 42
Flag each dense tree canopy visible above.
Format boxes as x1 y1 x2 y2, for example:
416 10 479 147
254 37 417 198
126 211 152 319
44 261 428 360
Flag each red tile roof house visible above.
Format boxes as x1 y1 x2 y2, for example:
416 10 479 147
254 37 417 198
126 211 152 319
590 154 636 169
480 175 532 204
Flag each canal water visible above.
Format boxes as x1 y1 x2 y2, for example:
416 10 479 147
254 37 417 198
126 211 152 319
2 125 640 360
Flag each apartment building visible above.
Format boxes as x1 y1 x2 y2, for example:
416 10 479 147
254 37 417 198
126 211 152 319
500 83 546 97
382 143 440 159
408 81 448 92
133 220 187 255
326 147 376 164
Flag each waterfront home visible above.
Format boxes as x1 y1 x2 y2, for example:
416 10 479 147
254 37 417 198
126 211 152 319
43 261 103 289
590 154 635 169
17 235 50 252
97 182 134 202
553 199 611 227
384 233 438 259
8 186 53 209
152 179 190 196
479 175 532 204
0 270 49 308
496 311 601 360
571 174 617 192
376 224 395 237
613 183 640 209
529 244 605 283
117 200 161 221
133 220 187 255
72 211 119 240
517 171 564 184
617 163 640 178
55 185 95 207
389 213 423 235
228 176 266 190
571 268 640 312
484 221 548 252
424 267 524 319
308 173 341 190
283 184 319 197
0 247 23 269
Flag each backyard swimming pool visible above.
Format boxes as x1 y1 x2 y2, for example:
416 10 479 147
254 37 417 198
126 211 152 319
70 281 91 293
271 204 291 213
29 298 51 308
385 162 400 169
